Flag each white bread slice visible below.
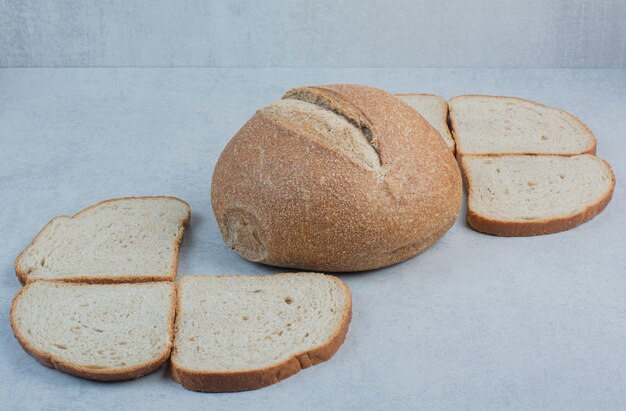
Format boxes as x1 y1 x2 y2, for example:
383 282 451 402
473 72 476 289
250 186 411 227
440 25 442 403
10 281 176 381
462 154 615 236
15 197 190 284
396 94 455 152
171 273 352 392
449 95 596 156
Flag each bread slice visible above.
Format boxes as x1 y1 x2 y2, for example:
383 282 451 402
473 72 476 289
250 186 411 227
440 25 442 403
171 273 352 392
396 94 455 152
449 95 596 156
10 281 176 381
15 196 190 285
462 154 615 236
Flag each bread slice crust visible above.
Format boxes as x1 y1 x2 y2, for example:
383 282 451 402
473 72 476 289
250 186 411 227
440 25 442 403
395 93 455 153
449 95 597 157
14 196 191 285
463 154 615 236
10 281 177 382
170 274 352 392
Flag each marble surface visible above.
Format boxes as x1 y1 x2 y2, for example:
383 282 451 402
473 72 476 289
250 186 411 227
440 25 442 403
0 68 624 410
1 0 625 68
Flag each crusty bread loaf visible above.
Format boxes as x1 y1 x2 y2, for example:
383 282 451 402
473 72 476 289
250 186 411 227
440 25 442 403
171 273 351 392
449 95 596 156
396 94 455 152
15 197 190 284
10 281 176 381
211 84 462 272
462 154 615 236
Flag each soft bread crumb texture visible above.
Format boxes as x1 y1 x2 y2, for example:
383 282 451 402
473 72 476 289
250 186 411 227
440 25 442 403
16 197 190 283
172 273 350 372
11 281 175 375
464 155 614 222
450 96 595 155
396 94 454 151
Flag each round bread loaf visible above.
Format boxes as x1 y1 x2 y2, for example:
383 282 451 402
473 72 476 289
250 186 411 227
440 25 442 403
211 84 462 272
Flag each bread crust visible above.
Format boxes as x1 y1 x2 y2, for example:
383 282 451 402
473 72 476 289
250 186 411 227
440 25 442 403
10 281 177 382
449 95 597 158
14 196 191 285
463 155 615 236
170 274 352 392
395 93 455 153
211 84 462 272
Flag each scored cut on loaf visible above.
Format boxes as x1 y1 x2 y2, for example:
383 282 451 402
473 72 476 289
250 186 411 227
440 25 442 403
171 273 352 392
449 95 596 156
462 154 615 236
211 84 462 272
260 98 380 170
396 94 455 152
15 196 190 285
10 281 176 381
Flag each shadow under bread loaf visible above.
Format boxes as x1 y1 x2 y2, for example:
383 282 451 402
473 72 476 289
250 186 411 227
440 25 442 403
211 84 463 272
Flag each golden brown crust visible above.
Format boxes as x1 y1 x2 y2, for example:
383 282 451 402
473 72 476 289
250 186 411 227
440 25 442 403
463 155 615 236
10 281 177 382
395 93 455 154
14 196 191 285
170 274 352 392
448 94 597 157
211 84 462 272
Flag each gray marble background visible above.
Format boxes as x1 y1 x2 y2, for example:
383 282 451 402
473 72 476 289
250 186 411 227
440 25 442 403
1 0 625 68
0 67 625 410
1 1 626 410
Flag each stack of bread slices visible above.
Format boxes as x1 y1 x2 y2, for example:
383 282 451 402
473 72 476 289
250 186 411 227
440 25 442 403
399 94 615 236
10 196 352 392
